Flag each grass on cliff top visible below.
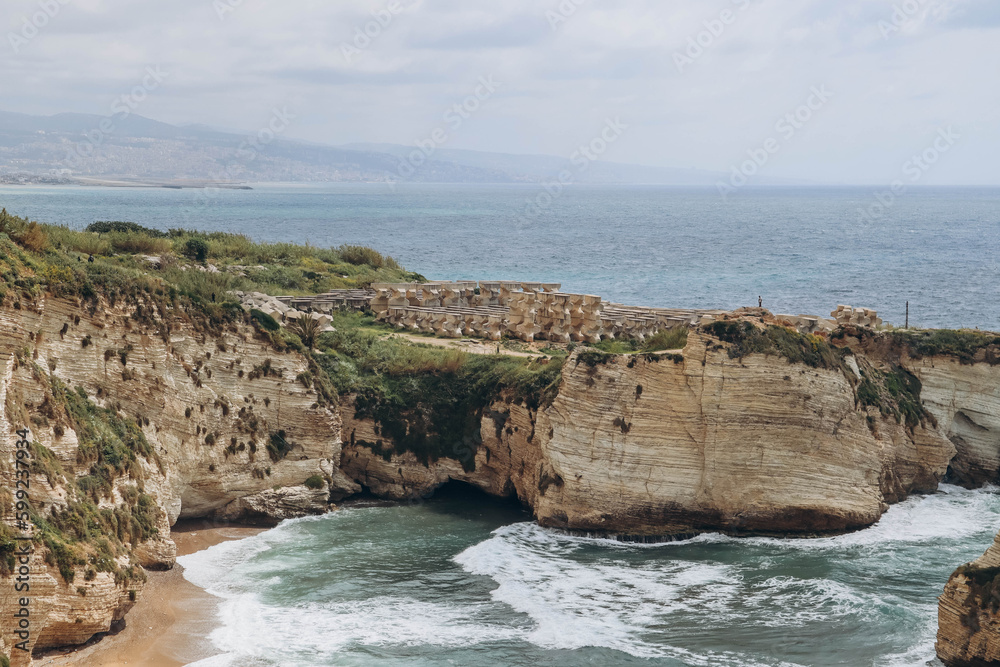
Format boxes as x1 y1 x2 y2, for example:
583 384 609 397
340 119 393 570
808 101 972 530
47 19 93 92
0 208 421 314
589 327 689 355
703 320 850 372
955 564 1000 612
315 310 564 471
889 328 1000 365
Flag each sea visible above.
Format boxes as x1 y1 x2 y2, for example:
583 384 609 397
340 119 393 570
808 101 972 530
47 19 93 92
3 183 999 666
1 183 998 329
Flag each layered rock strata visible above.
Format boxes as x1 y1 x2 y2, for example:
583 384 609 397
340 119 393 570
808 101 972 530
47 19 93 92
938 533 1000 666
339 331 959 537
0 294 356 662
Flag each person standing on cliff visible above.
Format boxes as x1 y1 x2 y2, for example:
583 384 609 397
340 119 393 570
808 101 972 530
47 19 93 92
758 296 762 308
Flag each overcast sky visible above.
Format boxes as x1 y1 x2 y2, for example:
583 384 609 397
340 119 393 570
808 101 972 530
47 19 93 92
3 0 999 184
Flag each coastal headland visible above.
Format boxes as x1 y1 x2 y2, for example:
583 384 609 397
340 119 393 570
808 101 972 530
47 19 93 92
0 213 998 665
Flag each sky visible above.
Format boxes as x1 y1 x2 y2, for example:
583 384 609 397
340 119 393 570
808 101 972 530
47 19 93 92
2 0 999 184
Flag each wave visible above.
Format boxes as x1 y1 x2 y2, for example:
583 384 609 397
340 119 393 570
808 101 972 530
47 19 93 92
178 487 998 666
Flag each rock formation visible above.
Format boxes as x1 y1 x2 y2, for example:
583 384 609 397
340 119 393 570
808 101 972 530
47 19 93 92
0 293 357 663
1 287 998 664
338 328 959 537
938 532 1000 666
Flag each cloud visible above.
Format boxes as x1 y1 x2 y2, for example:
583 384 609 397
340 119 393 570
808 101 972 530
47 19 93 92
0 0 997 183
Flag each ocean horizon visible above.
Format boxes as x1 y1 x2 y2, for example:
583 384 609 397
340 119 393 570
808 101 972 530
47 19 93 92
2 182 998 331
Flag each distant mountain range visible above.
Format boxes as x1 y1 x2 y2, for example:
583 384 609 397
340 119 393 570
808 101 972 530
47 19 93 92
0 110 801 187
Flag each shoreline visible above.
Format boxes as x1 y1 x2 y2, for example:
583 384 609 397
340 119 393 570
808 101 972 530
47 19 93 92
36 521 266 667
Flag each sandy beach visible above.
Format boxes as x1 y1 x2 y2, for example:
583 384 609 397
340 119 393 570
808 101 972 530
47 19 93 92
36 521 266 667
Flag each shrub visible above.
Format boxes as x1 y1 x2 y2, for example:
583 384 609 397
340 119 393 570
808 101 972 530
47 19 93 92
87 221 167 237
19 221 48 252
288 314 320 349
183 238 209 262
251 309 281 332
267 430 292 462
339 245 384 267
304 475 325 490
106 232 172 255
643 327 688 352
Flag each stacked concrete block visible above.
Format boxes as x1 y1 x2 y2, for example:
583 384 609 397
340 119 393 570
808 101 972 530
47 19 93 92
508 292 543 342
831 305 883 328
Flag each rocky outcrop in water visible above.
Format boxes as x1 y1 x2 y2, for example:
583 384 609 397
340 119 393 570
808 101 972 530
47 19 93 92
339 329 966 537
3 289 999 663
938 532 1000 666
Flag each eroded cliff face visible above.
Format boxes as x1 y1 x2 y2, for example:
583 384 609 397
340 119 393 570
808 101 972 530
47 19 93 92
338 330 960 538
938 532 1000 666
3 292 998 662
912 357 1000 487
0 294 354 661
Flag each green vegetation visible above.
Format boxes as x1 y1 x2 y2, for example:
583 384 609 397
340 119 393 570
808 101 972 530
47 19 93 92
0 522 17 576
704 320 849 372
250 308 281 332
1 651 9 667
6 374 166 583
890 328 1000 365
855 364 932 430
87 221 167 237
0 209 419 327
288 314 321 350
956 564 1000 612
315 310 563 470
304 475 325 490
591 327 688 354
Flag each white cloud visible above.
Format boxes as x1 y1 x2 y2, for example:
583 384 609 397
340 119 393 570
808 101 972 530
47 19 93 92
0 0 997 183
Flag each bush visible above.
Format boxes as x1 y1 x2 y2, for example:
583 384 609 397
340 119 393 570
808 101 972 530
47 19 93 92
643 327 688 352
705 320 848 372
183 238 209 262
251 309 281 332
304 475 325 490
288 314 320 349
339 245 385 268
19 221 48 252
106 232 172 255
87 221 167 237
267 430 292 462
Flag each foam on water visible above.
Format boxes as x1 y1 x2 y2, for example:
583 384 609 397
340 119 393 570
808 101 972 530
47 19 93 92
178 487 1000 666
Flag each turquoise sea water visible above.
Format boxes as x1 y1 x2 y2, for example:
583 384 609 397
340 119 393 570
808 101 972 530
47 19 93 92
178 485 1000 667
1 183 997 329
5 183 999 665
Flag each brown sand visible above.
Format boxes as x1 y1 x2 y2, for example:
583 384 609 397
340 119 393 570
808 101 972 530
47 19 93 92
36 521 266 667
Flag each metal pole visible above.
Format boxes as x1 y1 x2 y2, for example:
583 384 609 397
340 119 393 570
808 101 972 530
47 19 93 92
905 301 909 329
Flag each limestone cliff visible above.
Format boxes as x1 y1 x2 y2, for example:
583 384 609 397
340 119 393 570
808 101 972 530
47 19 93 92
2 289 998 663
0 294 355 662
338 327 961 537
938 532 1000 666
911 357 1000 487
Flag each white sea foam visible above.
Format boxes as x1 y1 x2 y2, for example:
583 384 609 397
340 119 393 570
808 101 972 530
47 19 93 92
177 488 999 666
